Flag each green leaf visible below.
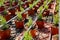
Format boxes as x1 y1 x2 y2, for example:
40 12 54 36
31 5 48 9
0 15 6 25
2 24 9 30
24 31 32 40
3 10 7 15
0 15 9 30
43 1 47 6
38 13 42 21
16 12 22 21
53 13 59 25
39 6 43 12
56 5 59 12
20 6 24 11
0 0 5 6
26 17 33 27
44 5 48 10
29 4 33 9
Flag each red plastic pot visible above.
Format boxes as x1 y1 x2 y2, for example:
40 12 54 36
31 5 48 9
36 21 44 29
22 13 27 19
15 20 24 29
51 27 58 35
9 8 16 15
0 29 11 40
28 9 35 16
0 6 5 12
3 14 11 21
30 29 37 38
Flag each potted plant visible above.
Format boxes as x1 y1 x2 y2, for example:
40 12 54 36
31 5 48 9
24 17 32 30
2 10 11 21
15 11 24 29
0 15 11 40
36 10 45 29
24 31 33 40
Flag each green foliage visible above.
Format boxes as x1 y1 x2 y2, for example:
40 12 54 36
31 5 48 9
26 17 33 27
39 6 43 12
29 0 39 9
24 31 32 40
43 1 47 6
0 0 5 6
56 4 59 12
29 4 33 9
53 13 59 25
0 15 9 30
44 5 48 10
3 10 7 15
16 12 22 21
38 13 42 21
48 0 51 3
0 15 6 25
20 6 24 11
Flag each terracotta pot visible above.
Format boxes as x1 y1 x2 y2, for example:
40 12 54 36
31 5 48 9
9 8 16 15
51 27 58 35
15 20 24 29
30 29 37 38
0 6 5 12
36 21 44 29
28 9 35 16
0 29 11 40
